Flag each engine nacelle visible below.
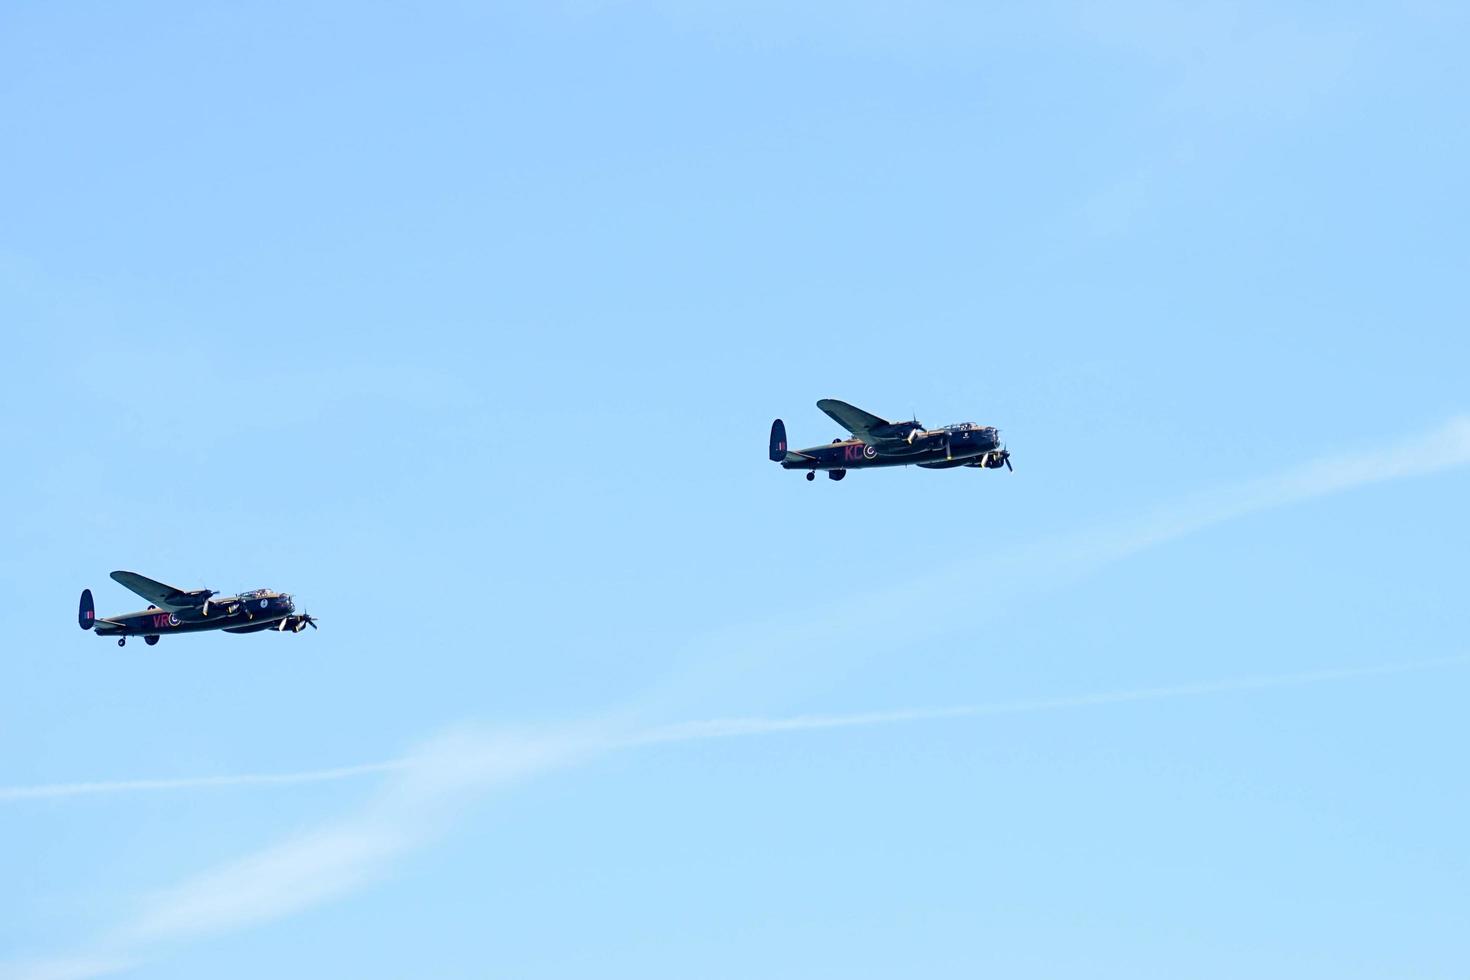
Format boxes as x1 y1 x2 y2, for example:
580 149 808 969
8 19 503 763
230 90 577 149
174 588 215 610
981 450 1011 470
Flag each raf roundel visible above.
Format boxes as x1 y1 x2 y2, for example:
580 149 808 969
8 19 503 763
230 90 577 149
260 598 268 609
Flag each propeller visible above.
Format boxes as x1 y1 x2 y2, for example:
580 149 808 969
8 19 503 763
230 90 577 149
277 613 318 632
972 447 1013 471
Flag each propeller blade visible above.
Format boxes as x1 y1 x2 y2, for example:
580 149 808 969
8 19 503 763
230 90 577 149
1005 456 1013 471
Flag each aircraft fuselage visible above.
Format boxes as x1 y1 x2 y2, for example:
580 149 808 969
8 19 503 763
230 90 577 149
782 426 1006 474
91 594 295 638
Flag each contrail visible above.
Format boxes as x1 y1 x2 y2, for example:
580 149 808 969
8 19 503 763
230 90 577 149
0 761 409 803
630 653 1470 746
5 654 1465 805
6 652 1467 980
632 415 1470 716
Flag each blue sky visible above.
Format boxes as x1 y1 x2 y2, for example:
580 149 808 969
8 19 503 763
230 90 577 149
2 2 1468 977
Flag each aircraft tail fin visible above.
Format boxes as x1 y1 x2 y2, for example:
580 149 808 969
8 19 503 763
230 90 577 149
769 419 788 462
79 589 95 630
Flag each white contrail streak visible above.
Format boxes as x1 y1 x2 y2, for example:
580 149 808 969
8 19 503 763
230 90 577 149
0 761 409 803
5 655 1465 805
632 416 1470 715
631 654 1470 746
6 651 1466 980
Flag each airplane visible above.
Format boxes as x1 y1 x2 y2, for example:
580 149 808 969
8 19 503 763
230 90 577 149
769 398 1012 481
78 571 317 647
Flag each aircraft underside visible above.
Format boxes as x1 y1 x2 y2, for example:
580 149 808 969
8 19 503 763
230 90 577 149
92 612 294 645
779 443 1009 480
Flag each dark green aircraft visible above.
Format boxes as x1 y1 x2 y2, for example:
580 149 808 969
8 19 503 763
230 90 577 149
78 571 317 647
770 399 1012 481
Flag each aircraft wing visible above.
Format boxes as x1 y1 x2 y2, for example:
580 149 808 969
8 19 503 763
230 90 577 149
109 571 199 611
817 399 904 446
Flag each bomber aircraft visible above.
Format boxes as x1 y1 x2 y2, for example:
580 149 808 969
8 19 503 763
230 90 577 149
770 398 1012 481
78 570 317 647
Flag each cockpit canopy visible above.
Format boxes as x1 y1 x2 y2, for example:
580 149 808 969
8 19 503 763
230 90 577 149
934 424 1001 450
237 588 274 600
